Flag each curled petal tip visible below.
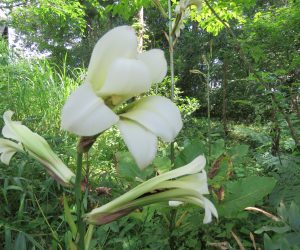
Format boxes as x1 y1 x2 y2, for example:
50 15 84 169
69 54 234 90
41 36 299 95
138 49 168 83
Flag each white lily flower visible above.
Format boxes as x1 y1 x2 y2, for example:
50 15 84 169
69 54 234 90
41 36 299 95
0 111 75 187
84 155 218 225
61 25 182 169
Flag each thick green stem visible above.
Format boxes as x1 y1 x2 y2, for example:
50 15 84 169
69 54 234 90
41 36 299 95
168 0 175 166
168 4 174 102
75 152 85 249
167 1 177 249
206 62 211 166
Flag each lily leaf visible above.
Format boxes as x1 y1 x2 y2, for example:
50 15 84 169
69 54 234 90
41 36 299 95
63 196 77 239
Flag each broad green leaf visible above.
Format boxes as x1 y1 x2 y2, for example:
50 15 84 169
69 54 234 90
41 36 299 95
217 176 277 217
288 202 300 231
175 140 205 167
152 157 171 174
263 234 277 250
109 221 119 233
284 232 300 246
264 232 300 250
228 144 249 164
211 139 225 159
116 152 153 181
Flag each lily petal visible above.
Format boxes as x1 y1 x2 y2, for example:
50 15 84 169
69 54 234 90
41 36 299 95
87 26 138 92
155 172 209 195
120 96 183 142
203 197 218 224
176 171 209 194
118 119 157 169
138 49 168 83
2 111 21 141
0 139 20 165
129 155 206 196
98 58 151 104
1 150 16 165
175 196 218 224
61 83 119 136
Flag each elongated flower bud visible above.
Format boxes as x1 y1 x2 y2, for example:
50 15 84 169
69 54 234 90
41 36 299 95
84 156 217 224
0 111 75 187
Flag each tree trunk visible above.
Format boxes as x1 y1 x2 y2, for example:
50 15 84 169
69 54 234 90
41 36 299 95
137 7 144 52
222 56 229 135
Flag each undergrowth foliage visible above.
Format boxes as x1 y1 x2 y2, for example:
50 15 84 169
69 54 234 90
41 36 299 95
1 1 300 248
0 44 298 248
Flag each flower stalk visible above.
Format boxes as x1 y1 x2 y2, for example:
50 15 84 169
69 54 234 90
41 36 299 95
75 151 85 249
167 2 177 248
168 0 176 167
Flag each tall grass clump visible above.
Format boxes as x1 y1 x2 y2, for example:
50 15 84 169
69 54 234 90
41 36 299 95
0 44 82 137
0 42 86 247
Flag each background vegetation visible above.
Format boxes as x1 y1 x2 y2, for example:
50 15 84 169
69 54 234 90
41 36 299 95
0 0 300 249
